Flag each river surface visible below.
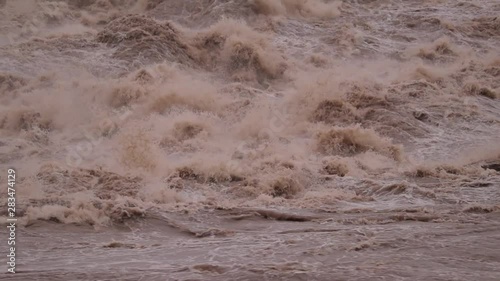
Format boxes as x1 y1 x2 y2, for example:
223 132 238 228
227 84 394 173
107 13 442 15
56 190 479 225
0 0 499 280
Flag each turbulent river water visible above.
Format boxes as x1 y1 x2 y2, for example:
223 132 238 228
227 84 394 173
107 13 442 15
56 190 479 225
0 0 500 280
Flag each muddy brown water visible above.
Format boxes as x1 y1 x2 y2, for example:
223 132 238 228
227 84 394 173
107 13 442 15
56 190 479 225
1 0 499 280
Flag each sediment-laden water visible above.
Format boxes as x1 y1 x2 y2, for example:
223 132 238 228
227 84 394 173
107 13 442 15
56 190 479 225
0 0 499 280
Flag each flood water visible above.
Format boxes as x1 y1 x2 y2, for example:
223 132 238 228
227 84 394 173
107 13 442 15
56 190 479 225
0 0 499 280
